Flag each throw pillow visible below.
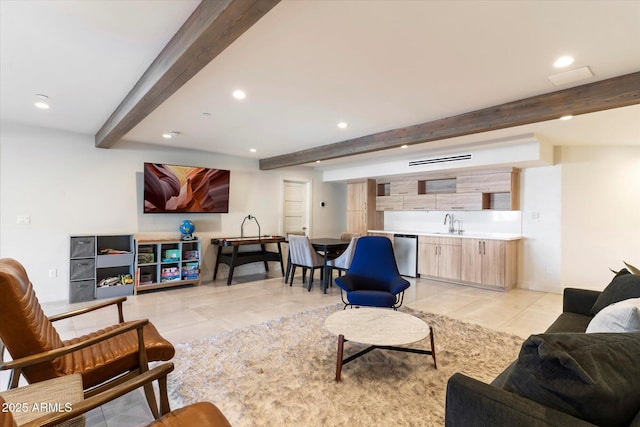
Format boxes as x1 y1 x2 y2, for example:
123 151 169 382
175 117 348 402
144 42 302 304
591 270 640 315
586 297 640 333
502 332 640 427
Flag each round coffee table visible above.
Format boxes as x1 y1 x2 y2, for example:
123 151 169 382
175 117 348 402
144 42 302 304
325 307 437 381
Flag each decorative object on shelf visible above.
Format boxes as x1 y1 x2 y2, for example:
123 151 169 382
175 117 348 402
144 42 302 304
240 214 261 238
179 220 196 241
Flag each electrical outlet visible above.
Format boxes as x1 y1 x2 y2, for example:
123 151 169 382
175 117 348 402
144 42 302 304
48 269 57 278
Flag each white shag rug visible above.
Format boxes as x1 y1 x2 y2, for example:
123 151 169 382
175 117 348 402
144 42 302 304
168 304 523 427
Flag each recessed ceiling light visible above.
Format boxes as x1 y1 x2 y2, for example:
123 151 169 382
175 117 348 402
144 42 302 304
316 160 321 163
559 115 573 121
162 131 179 139
232 89 246 100
401 145 408 149
554 56 574 68
337 122 348 129
249 148 257 153
34 94 50 109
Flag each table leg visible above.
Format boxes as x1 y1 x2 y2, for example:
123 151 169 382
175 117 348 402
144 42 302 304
336 334 345 382
260 244 269 271
277 242 285 276
213 246 222 280
323 252 329 293
430 326 437 369
227 246 239 285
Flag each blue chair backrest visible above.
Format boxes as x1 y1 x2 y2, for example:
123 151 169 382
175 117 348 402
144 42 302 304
347 236 400 281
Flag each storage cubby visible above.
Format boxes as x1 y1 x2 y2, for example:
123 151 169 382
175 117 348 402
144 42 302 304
419 178 457 194
377 182 391 196
134 239 201 294
69 234 134 303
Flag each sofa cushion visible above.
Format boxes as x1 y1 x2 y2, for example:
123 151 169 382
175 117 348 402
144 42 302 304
587 297 640 333
501 332 640 427
591 270 640 315
545 312 592 333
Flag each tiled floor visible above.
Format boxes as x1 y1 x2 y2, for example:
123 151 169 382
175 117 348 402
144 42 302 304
2 272 563 426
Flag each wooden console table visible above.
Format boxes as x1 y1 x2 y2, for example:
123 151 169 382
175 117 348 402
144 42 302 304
211 236 286 285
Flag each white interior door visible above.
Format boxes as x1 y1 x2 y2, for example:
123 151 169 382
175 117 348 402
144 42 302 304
282 180 309 236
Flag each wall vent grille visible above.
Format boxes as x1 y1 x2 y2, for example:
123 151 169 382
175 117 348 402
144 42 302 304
408 154 472 166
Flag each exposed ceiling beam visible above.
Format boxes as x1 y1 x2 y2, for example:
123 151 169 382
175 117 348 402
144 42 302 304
95 0 280 148
259 71 640 170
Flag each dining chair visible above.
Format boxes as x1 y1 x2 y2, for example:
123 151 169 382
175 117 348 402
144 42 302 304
0 258 175 419
326 236 359 278
287 235 325 291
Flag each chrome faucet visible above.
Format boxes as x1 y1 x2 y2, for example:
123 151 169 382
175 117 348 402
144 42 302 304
453 219 463 235
444 213 454 233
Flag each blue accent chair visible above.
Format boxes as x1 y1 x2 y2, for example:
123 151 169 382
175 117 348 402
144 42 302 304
334 236 410 309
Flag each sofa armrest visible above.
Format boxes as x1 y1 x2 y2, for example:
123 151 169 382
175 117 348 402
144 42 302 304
563 288 600 316
445 373 596 427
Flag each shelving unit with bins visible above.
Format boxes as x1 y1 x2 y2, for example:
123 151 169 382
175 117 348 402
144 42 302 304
134 239 201 294
69 234 134 303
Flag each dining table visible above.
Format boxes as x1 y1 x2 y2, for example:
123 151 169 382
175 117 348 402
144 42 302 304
312 238 350 293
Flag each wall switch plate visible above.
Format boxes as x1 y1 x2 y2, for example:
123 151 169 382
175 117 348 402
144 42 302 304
531 211 540 219
16 215 31 224
48 269 57 278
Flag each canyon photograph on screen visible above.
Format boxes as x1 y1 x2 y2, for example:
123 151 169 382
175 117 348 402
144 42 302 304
143 163 230 213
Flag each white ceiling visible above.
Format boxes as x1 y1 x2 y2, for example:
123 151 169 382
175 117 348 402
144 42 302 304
1 0 639 170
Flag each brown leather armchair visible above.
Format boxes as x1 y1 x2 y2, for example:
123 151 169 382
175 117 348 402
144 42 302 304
0 258 175 418
0 363 232 427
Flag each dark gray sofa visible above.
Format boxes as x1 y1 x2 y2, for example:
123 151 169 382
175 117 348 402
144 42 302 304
445 272 640 427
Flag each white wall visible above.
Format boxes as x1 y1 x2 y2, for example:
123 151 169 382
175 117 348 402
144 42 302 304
560 146 640 290
519 164 562 292
0 122 345 303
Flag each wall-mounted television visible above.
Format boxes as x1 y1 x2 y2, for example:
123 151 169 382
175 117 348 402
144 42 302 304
143 163 230 213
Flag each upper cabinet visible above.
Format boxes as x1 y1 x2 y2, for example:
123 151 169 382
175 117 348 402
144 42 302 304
375 167 520 211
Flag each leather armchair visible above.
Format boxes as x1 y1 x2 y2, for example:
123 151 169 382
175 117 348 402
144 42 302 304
0 258 175 418
335 236 410 309
0 363 232 427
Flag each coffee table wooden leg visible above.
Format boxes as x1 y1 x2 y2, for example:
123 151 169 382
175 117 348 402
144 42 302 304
336 334 345 382
429 326 437 369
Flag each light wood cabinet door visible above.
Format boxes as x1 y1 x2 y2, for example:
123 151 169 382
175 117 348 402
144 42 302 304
346 210 365 236
461 239 515 288
390 180 417 196
481 240 506 287
439 244 461 281
461 239 484 283
418 237 460 280
435 193 483 210
402 194 436 211
456 172 513 193
376 196 403 211
418 243 438 277
347 182 366 211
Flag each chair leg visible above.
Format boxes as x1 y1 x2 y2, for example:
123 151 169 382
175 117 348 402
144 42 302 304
302 268 308 283
143 379 160 419
289 265 297 285
308 269 314 291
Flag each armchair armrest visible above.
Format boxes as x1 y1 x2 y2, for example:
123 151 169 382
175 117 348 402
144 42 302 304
48 296 126 323
19 363 174 427
388 276 410 295
563 288 600 316
0 319 148 372
445 373 596 427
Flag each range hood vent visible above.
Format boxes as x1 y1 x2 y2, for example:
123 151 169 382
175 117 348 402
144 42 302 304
408 154 472 167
